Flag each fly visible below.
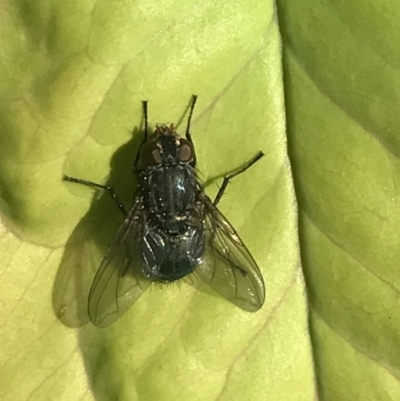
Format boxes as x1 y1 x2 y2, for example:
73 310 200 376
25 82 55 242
63 95 265 327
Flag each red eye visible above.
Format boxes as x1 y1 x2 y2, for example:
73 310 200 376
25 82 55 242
140 141 162 165
179 139 193 162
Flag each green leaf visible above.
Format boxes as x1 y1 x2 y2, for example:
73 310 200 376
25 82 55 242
278 0 400 399
0 1 308 401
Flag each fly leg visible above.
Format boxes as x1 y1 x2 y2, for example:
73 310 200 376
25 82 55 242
213 151 264 207
63 175 127 216
185 94 198 167
134 100 149 173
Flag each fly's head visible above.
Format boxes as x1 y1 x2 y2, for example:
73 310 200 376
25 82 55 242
140 124 195 168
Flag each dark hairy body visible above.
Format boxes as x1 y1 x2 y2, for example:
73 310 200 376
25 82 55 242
138 134 205 281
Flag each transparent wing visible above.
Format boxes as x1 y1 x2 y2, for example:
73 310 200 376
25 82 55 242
196 197 265 311
52 219 102 328
88 199 151 327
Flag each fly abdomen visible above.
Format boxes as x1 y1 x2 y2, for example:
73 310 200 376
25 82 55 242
140 225 205 281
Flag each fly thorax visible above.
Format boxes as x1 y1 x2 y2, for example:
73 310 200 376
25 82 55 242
141 165 197 228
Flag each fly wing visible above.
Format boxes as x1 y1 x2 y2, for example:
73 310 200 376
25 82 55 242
52 219 103 328
88 198 151 327
196 197 265 311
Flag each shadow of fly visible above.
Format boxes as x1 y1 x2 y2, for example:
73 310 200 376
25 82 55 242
63 95 265 327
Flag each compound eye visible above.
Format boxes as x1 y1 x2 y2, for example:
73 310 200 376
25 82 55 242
140 141 162 165
179 139 194 162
